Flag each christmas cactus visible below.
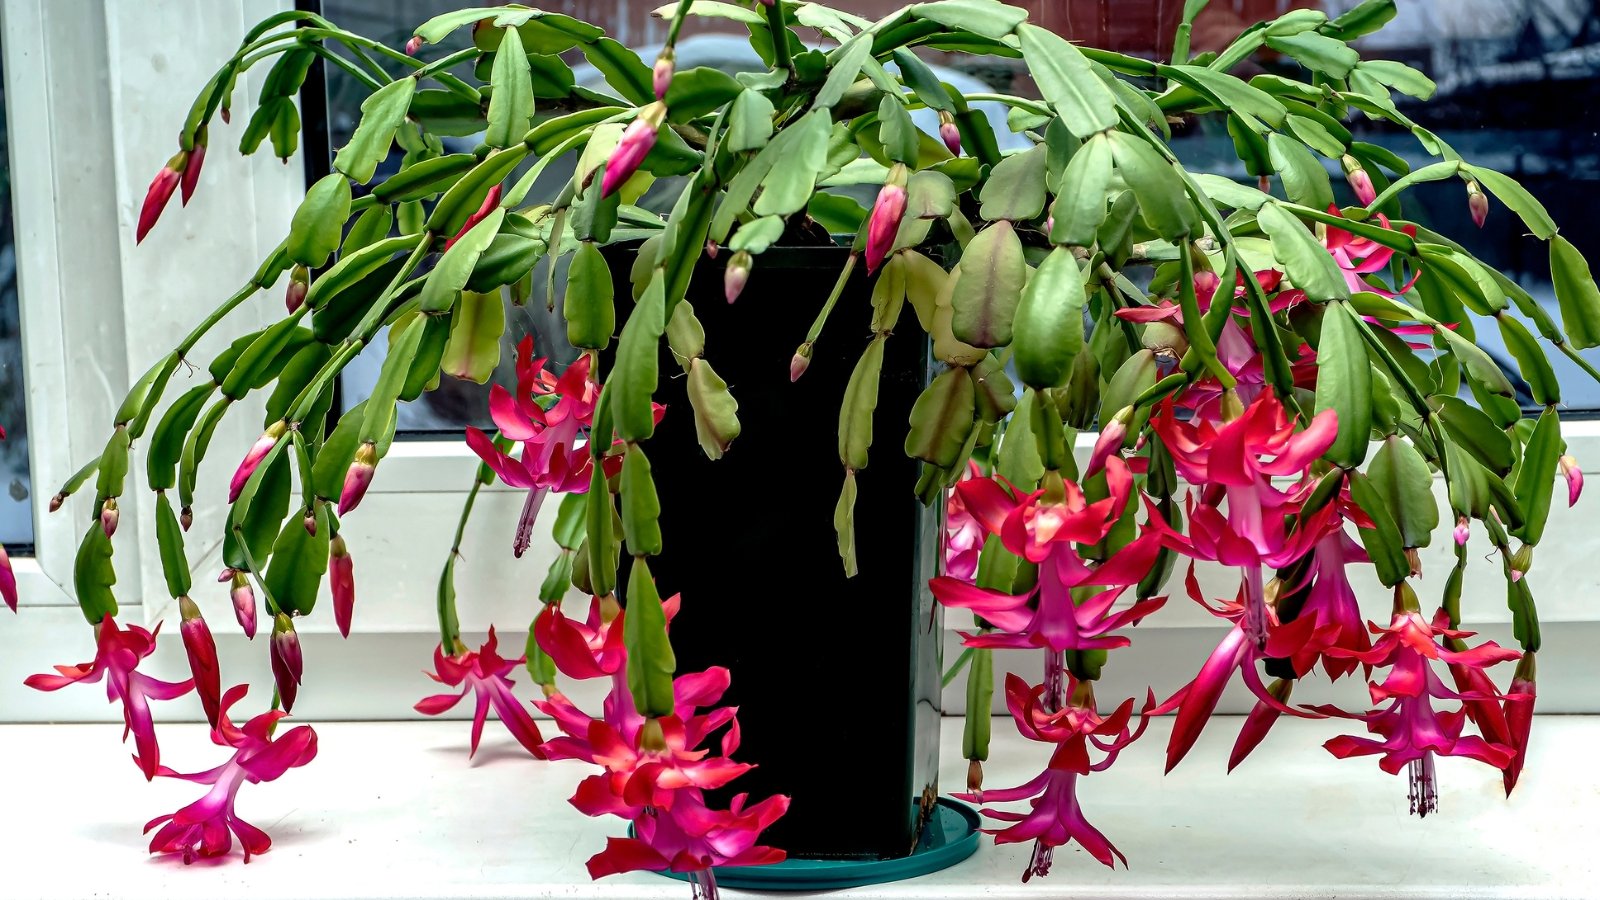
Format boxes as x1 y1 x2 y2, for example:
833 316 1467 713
20 0 1597 888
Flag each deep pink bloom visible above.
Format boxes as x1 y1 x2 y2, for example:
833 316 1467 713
269 615 302 713
930 458 1167 654
943 461 985 582
143 684 317 863
956 674 1150 879
602 116 659 198
338 442 377 515
26 616 194 780
229 571 257 639
229 424 284 503
532 594 628 681
329 535 355 638
136 151 185 244
1148 393 1337 647
179 596 222 729
865 178 908 275
0 542 15 611
1274 509 1375 681
1501 654 1536 795
1324 210 1419 298
1318 608 1519 816
415 627 546 758
179 134 206 206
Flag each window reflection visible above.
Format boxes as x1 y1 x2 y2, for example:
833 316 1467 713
0 33 35 548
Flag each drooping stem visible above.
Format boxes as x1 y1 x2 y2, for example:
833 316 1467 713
764 0 793 74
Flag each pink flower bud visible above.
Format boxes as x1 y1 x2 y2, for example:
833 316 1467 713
405 35 423 56
230 422 286 503
100 498 119 538
790 344 813 383
444 184 503 251
1467 181 1488 228
938 111 961 156
0 544 16 612
220 106 231 125
1503 653 1536 796
1086 408 1130 476
136 151 187 244
1560 454 1583 506
1258 174 1272 194
339 442 378 515
1453 515 1470 546
601 111 662 199
270 614 303 713
48 492 65 513
286 264 309 313
217 567 235 583
180 131 207 206
1341 155 1377 206
178 596 221 728
180 506 193 530
653 50 675 101
725 251 752 303
330 535 355 639
865 165 910 275
705 240 720 260
230 571 257 639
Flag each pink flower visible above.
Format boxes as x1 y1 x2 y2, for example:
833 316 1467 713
1148 392 1338 647
330 535 355 638
930 459 1167 654
943 462 985 582
1502 654 1536 795
865 166 909 275
229 423 285 503
179 596 222 729
466 342 636 557
956 674 1151 880
136 151 186 244
143 684 318 863
602 113 661 198
338 442 377 515
180 131 207 206
532 594 627 681
1318 608 1519 816
229 571 257 639
26 616 194 780
415 627 546 758
1560 454 1582 506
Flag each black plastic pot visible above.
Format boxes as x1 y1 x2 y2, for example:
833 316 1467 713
607 243 943 860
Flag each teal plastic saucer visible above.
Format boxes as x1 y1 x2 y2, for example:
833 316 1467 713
654 797 979 891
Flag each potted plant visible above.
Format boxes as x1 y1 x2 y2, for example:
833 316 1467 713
17 0 1593 892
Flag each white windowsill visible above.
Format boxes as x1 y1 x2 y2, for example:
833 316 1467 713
2 715 1589 899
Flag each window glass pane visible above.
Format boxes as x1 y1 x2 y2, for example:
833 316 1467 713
0 34 35 548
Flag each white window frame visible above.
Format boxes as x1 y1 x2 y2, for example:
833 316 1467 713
2 0 1596 725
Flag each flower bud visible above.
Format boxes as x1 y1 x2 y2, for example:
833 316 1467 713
180 128 207 206
1258 174 1271 194
405 35 423 56
601 104 665 199
1405 547 1422 578
1560 454 1582 507
230 571 257 639
966 758 983 792
865 164 910 275
303 509 318 536
1141 321 1188 358
653 49 675 101
180 505 194 531
1503 652 1536 795
99 498 119 538
704 240 719 260
790 343 813 383
938 110 961 156
285 264 309 313
178 596 221 728
136 150 187 244
1086 408 1131 476
339 442 378 515
1453 515 1470 546
330 535 356 639
217 567 235 583
1509 544 1533 582
230 421 287 503
724 251 752 303
444 184 503 251
1467 180 1488 229
49 492 65 513
1341 154 1376 206
270 614 303 713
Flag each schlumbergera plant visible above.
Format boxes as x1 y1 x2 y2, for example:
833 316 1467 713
21 0 1600 888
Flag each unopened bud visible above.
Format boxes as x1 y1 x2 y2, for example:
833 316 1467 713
704 240 719 260
1258 174 1271 194
1467 180 1488 229
1560 454 1583 507
653 49 675 100
405 35 423 56
231 421 287 503
1086 408 1131 476
180 506 193 531
286 264 309 313
1341 155 1377 206
217 567 235 583
1405 547 1422 578
724 251 752 303
330 534 355 639
938 110 961 156
966 758 983 792
303 509 318 535
790 343 813 383
231 571 257 639
339 442 378 515
270 614 303 712
1453 515 1470 547
49 492 65 513
100 498 119 538
1510 544 1533 582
